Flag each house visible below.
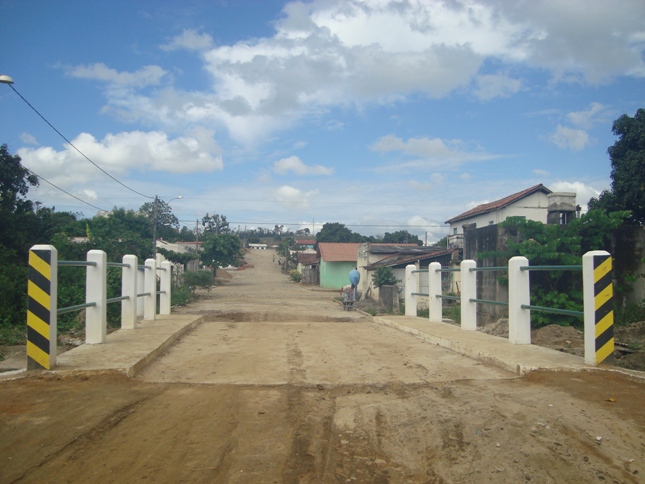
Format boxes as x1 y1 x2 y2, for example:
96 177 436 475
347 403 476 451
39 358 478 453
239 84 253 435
156 240 202 272
445 184 553 248
297 253 319 285
356 243 437 300
294 239 316 250
317 242 361 289
357 243 459 302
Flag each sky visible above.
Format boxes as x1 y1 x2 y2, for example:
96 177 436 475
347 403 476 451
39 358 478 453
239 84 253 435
1 0 644 243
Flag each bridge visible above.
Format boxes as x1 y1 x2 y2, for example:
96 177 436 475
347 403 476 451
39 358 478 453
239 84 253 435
1 249 644 482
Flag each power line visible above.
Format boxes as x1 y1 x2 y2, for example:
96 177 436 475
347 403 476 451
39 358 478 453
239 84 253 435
7 83 153 200
26 168 108 212
178 219 447 228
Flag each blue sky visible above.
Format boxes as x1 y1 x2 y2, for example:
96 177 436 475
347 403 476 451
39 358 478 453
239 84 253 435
1 0 644 242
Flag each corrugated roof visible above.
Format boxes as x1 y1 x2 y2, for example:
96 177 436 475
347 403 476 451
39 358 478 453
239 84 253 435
318 242 361 262
367 244 436 255
445 184 551 224
365 249 456 270
297 253 318 265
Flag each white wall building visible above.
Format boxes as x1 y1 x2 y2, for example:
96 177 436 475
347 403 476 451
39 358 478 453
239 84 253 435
445 184 553 248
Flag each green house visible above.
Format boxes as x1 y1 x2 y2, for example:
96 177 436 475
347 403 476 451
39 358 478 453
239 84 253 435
317 242 361 289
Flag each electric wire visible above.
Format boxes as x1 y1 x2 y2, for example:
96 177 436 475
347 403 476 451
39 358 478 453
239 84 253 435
8 83 153 200
26 168 108 212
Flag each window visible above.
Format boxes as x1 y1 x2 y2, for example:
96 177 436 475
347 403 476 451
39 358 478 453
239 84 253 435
453 228 457 235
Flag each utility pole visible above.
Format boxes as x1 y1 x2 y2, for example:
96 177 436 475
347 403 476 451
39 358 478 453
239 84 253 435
195 219 199 252
152 195 158 259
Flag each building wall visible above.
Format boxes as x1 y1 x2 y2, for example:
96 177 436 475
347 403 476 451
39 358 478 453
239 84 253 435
449 192 549 236
464 224 509 325
320 260 356 289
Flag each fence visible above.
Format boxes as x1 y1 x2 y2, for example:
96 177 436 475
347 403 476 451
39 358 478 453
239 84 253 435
26 244 173 370
404 250 614 366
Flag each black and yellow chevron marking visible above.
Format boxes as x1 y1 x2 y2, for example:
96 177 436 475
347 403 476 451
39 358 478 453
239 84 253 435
593 254 614 364
27 249 53 370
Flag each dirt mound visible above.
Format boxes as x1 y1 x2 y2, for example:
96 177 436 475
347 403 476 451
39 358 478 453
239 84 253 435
215 268 233 280
478 319 645 370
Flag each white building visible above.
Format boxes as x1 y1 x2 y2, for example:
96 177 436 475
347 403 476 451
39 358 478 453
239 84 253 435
445 184 553 248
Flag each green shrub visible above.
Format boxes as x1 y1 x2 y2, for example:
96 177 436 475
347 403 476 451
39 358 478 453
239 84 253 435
184 270 214 292
171 280 192 306
289 269 302 283
372 267 398 288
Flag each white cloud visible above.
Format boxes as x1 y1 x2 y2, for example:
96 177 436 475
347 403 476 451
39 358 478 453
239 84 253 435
274 185 319 209
63 0 645 147
160 29 213 52
273 156 333 176
20 132 38 145
17 129 223 191
548 125 590 151
408 180 434 191
566 102 606 129
473 73 522 100
65 63 167 88
370 134 499 170
533 169 550 176
549 180 601 208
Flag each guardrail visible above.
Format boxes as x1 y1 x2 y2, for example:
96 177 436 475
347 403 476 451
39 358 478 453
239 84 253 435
26 244 173 370
404 250 614 366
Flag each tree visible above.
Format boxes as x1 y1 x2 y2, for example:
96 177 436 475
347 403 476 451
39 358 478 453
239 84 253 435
0 145 39 336
89 208 153 260
382 230 422 245
486 210 630 328
588 108 645 224
139 199 180 242
201 233 242 270
316 222 355 243
372 266 398 288
202 213 230 235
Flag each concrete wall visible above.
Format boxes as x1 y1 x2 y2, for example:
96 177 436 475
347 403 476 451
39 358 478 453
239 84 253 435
320 260 356 289
464 223 645 324
464 224 509 325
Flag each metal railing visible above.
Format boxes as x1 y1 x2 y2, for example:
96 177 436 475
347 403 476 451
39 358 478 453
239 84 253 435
27 245 174 369
404 251 615 366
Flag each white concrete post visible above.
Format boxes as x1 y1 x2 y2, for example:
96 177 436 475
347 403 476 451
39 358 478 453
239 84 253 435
460 260 477 331
583 250 614 366
159 261 172 315
404 265 418 317
428 262 442 322
136 267 145 318
144 258 157 321
508 256 531 344
121 255 138 329
86 250 107 344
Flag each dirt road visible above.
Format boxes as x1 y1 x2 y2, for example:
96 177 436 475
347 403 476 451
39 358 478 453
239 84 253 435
1 249 644 483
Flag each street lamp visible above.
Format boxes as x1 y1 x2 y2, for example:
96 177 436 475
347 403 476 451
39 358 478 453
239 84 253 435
153 195 183 259
0 75 14 85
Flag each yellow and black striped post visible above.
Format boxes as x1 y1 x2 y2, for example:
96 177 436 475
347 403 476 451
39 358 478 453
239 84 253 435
583 250 614 365
27 245 58 370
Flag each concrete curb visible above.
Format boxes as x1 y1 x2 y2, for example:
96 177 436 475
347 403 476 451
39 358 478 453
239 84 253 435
53 314 205 377
374 315 645 381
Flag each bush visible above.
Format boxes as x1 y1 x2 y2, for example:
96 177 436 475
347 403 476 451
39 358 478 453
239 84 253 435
289 269 302 283
184 270 214 293
171 280 192 306
371 266 398 288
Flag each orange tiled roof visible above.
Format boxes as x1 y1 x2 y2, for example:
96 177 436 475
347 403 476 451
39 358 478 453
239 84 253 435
317 242 361 262
445 184 551 224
